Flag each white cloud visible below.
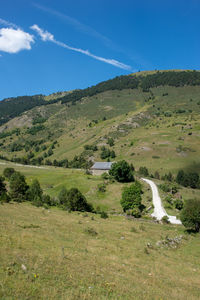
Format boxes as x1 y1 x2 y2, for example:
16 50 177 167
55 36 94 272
0 28 34 54
31 24 131 70
30 24 54 41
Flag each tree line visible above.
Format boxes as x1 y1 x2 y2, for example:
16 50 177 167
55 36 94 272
1 71 200 126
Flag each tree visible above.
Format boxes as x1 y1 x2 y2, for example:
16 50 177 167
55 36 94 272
109 160 134 182
9 172 28 202
176 170 199 188
58 187 68 205
0 176 6 195
176 170 185 185
3 168 15 179
0 176 10 203
65 188 93 212
187 173 199 189
180 199 200 232
107 138 114 147
174 199 183 210
139 166 149 177
110 150 116 158
120 182 143 217
27 179 43 203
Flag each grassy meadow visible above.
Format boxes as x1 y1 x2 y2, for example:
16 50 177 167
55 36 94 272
0 202 200 300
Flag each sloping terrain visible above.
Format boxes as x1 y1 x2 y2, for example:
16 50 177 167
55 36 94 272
0 70 200 178
0 202 200 300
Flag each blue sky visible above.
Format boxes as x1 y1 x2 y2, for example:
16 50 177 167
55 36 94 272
0 0 199 99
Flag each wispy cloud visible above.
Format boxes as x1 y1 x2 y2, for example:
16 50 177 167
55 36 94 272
32 3 149 70
0 18 19 29
31 24 132 70
32 2 112 46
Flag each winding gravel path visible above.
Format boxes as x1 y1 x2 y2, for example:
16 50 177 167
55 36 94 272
142 178 182 225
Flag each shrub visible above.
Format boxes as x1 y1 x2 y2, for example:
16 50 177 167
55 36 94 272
3 168 15 179
42 194 53 206
109 160 134 182
107 138 114 147
131 206 142 218
32 195 43 207
27 179 43 203
84 227 98 236
121 181 143 213
0 176 6 195
176 170 199 189
138 166 149 177
0 192 10 203
65 188 93 212
174 199 183 210
100 211 108 219
98 183 106 193
58 187 68 205
162 215 170 224
154 171 160 179
165 195 173 205
0 176 10 203
9 172 28 202
101 172 109 180
180 199 200 232
159 183 171 193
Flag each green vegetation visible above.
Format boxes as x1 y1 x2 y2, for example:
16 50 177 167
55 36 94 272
180 199 200 232
0 70 200 299
176 170 199 188
0 95 46 126
121 181 143 217
109 160 134 182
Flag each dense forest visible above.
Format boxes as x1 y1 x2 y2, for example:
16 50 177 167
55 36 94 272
0 70 200 126
0 95 46 126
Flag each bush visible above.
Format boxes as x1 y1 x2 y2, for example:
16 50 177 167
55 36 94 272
174 199 183 210
120 181 143 213
107 138 114 147
0 191 10 203
98 183 106 193
138 166 149 177
159 183 171 193
9 172 29 202
65 188 93 212
101 172 109 180
109 160 134 182
58 187 68 205
131 207 142 218
0 176 6 195
165 195 173 205
180 199 200 232
0 176 10 203
27 179 43 203
100 211 108 219
3 168 15 179
176 170 199 188
161 215 170 224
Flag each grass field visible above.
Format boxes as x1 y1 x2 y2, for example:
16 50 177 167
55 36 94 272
0 202 200 299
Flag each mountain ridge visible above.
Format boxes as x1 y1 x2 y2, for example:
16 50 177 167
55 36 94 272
0 69 200 177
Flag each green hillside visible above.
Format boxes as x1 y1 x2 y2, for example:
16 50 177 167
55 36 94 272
0 70 200 178
1 70 200 299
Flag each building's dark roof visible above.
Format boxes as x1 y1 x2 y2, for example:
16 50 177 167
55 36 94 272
91 162 113 170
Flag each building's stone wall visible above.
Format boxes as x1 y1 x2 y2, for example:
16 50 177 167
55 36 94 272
91 169 109 175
